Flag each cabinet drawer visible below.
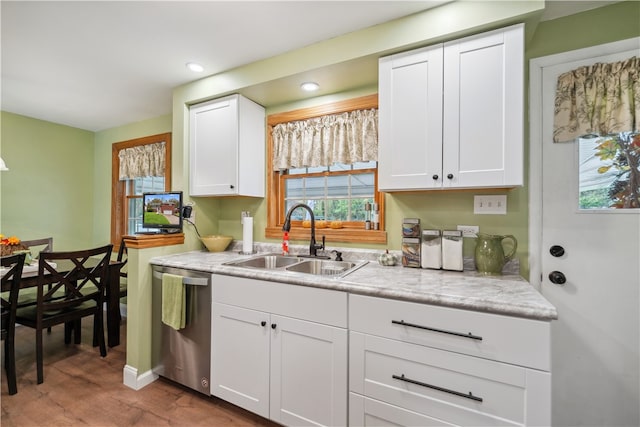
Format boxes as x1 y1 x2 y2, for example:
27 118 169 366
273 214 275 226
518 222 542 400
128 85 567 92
350 332 550 426
350 393 455 426
349 294 549 370
213 274 347 327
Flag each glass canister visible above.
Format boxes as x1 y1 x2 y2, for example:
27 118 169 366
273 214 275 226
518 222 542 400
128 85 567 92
442 230 463 271
421 230 442 269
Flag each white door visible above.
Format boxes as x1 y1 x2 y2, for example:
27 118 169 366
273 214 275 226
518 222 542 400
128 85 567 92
530 39 640 427
270 314 348 427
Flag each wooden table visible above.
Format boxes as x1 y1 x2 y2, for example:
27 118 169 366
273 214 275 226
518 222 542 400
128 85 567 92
1 260 125 348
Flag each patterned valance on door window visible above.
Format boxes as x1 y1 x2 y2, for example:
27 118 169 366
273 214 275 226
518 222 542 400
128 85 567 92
553 56 639 142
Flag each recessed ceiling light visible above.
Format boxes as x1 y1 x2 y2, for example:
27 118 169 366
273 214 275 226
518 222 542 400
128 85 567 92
186 62 204 72
300 82 320 92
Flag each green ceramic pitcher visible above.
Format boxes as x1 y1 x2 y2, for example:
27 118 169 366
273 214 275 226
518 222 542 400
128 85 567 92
474 233 517 275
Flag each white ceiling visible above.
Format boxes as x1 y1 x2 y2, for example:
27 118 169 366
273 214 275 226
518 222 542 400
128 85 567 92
0 1 621 132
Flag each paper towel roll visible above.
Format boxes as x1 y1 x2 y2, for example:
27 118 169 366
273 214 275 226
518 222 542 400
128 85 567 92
242 217 253 253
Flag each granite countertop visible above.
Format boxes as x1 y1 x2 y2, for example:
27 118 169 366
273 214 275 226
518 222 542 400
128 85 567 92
149 242 558 321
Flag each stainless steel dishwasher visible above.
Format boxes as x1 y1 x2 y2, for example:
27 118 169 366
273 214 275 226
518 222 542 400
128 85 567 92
151 265 211 395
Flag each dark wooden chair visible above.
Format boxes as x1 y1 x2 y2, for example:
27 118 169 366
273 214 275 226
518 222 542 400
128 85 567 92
15 244 112 384
1 253 26 395
12 238 53 310
115 238 127 324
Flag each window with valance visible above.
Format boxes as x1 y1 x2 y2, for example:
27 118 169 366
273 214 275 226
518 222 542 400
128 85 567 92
553 56 639 209
265 95 386 244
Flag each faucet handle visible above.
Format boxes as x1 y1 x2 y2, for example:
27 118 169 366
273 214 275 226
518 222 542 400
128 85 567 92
331 250 343 261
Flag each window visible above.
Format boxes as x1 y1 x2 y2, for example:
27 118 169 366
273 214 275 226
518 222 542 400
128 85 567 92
578 132 640 210
111 133 171 246
265 95 386 243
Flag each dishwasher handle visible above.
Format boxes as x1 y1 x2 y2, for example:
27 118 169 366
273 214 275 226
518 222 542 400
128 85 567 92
153 270 209 286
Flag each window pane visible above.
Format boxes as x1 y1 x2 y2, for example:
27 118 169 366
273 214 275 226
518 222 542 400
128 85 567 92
127 176 165 234
286 179 304 199
305 177 325 198
288 167 306 175
326 199 349 220
578 133 640 210
353 161 377 170
327 175 349 197
351 173 374 196
329 163 350 172
307 166 327 174
350 198 371 221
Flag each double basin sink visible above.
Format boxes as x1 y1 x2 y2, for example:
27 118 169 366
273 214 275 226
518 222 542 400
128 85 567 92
223 253 367 278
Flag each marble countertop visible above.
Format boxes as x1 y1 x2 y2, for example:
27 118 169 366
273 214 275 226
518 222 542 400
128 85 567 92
149 242 558 321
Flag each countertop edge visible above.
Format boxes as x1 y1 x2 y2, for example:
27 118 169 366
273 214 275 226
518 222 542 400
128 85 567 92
148 249 558 322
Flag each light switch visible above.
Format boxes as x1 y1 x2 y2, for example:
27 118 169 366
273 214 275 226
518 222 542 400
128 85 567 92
474 195 507 215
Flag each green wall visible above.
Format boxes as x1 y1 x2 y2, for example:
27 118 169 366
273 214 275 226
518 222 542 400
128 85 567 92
0 111 95 250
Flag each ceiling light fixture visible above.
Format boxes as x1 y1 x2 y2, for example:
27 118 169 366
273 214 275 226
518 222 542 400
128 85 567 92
300 82 320 92
186 62 204 73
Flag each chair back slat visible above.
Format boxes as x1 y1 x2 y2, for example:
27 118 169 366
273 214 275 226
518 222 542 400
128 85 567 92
2 253 26 322
37 245 112 316
1 252 26 394
20 238 53 259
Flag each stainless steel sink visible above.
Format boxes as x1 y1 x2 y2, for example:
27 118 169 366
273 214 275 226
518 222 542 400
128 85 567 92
223 254 301 269
285 259 357 276
223 253 367 278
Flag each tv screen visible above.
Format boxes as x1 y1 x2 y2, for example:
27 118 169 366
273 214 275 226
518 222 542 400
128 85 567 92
142 191 183 233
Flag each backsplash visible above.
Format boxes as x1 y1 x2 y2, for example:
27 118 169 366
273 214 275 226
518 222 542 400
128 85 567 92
227 240 520 276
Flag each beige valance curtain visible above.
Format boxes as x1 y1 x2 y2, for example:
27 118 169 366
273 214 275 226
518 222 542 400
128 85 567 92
272 108 378 170
118 141 166 180
553 56 639 142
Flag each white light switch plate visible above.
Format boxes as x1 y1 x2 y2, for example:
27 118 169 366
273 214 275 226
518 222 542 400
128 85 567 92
474 195 507 215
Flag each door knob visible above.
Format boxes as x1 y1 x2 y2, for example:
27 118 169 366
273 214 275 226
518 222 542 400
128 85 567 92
550 245 565 257
260 321 266 327
447 174 454 180
432 174 439 180
271 323 277 330
548 271 566 285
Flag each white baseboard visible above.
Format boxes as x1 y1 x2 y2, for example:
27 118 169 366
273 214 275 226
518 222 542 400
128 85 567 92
123 364 158 390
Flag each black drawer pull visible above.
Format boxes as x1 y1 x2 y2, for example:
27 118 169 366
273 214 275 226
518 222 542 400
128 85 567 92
392 374 483 402
391 319 482 341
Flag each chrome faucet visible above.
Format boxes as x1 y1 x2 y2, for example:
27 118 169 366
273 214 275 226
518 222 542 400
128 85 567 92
283 203 325 257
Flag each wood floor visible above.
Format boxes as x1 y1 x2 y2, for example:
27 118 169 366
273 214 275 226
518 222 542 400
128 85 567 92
1 318 278 427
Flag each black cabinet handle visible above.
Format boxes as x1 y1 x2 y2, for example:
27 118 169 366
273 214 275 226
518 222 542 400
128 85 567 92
392 319 482 341
432 174 439 180
261 321 266 327
447 173 454 180
393 374 483 402
271 323 277 330
230 184 235 189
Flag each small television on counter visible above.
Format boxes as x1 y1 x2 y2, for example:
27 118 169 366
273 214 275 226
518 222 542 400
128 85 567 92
141 191 183 234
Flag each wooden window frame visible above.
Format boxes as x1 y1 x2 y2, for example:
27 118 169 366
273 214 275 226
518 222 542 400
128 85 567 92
111 133 172 249
265 94 386 244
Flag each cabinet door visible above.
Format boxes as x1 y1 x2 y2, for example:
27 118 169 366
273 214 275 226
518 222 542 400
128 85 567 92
190 95 239 196
270 314 348 427
378 44 443 191
211 302 270 417
443 24 523 188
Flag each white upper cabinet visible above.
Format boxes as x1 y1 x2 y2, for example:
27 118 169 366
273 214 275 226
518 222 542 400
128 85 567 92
189 94 266 197
378 24 524 191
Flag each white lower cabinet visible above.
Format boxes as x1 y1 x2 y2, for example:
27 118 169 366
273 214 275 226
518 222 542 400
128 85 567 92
349 295 551 427
211 275 348 426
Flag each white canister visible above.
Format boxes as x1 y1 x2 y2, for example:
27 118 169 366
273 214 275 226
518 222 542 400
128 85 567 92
421 230 442 269
442 230 463 271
